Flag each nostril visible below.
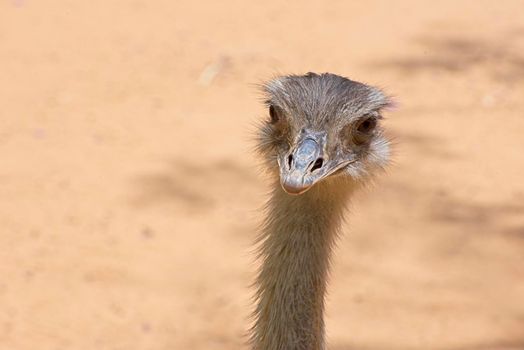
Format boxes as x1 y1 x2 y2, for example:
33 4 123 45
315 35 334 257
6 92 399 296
287 154 293 169
311 158 324 172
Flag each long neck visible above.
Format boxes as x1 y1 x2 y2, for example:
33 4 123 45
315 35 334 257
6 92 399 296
251 179 354 350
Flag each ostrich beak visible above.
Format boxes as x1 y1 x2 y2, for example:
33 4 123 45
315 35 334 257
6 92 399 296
279 137 325 195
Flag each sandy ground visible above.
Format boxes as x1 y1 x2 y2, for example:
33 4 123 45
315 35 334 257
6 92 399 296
1 1 524 349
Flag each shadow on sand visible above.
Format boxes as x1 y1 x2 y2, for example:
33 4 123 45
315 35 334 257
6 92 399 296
130 158 258 213
369 35 524 82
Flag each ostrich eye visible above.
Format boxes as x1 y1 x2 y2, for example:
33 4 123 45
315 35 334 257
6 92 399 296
269 105 280 124
353 116 377 144
357 117 377 133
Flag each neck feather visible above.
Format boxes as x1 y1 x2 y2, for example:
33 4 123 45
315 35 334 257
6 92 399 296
251 178 355 350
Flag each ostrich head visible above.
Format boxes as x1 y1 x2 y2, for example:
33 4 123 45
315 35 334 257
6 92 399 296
257 72 392 195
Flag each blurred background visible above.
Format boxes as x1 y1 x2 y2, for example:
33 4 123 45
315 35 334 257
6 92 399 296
1 1 523 349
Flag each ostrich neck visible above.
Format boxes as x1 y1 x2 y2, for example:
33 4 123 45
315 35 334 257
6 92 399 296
252 179 353 350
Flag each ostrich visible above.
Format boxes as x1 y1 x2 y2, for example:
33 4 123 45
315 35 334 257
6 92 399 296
251 72 392 350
